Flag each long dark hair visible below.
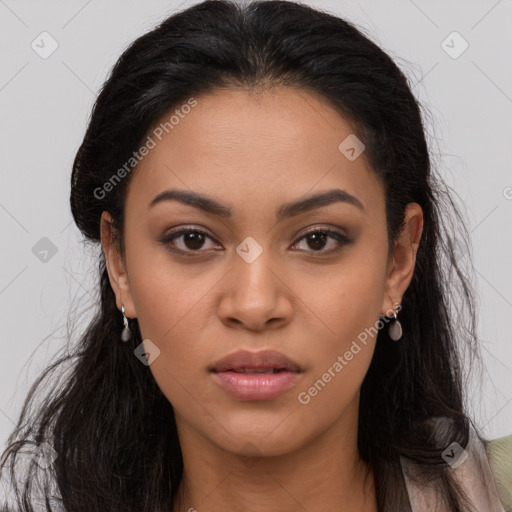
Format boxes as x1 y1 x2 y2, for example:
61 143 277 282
0 1 484 510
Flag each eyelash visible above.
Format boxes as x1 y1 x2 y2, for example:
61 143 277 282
160 226 351 257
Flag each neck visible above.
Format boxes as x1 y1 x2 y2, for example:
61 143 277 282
171 400 378 512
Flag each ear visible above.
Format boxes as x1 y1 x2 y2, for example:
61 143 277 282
380 202 423 316
100 211 136 318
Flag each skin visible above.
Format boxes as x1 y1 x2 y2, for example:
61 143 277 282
101 85 423 512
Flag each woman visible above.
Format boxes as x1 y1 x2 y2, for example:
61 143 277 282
0 1 509 510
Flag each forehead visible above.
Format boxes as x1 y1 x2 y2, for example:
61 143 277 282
125 86 384 219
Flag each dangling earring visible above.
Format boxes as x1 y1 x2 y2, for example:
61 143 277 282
388 306 403 341
121 304 131 342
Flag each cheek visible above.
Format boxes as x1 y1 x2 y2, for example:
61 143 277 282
294 347 371 435
126 253 223 401
297 281 381 417
300 253 386 396
313 253 386 342
131 273 210 376
124 246 204 386
132 291 210 412
126 237 206 339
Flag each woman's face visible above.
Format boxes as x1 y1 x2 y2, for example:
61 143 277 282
102 86 422 458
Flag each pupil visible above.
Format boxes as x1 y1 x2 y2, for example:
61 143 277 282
184 232 205 250
308 233 327 251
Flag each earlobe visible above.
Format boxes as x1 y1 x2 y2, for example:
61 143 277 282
99 211 136 318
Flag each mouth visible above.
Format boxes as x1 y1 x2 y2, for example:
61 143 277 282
208 349 304 400
209 349 303 374
212 367 296 374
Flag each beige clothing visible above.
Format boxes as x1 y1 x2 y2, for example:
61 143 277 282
487 434 512 511
401 425 508 511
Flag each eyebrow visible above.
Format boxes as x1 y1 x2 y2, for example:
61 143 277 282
148 188 365 221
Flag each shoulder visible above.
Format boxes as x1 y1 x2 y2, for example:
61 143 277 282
400 419 508 512
486 433 512 512
455 424 508 511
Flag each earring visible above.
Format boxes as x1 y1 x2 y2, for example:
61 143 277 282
388 307 403 341
121 305 131 342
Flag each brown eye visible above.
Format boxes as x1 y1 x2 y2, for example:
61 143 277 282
291 229 350 254
161 228 221 255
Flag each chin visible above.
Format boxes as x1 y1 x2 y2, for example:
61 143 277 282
203 416 308 457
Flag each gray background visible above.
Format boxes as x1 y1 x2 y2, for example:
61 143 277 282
1 0 511 453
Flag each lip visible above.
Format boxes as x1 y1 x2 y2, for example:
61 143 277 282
209 349 304 401
209 349 303 373
211 370 302 401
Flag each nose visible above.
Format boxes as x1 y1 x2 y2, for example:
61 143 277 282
217 248 293 332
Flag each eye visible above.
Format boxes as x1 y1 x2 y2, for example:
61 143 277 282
290 228 351 254
161 227 222 255
161 226 351 257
